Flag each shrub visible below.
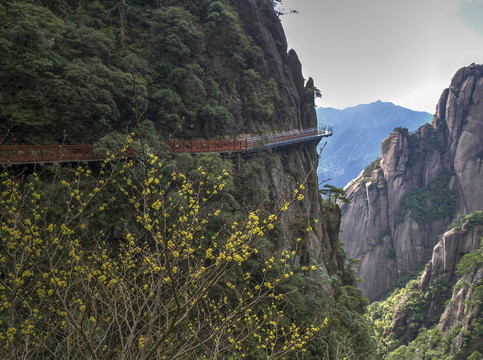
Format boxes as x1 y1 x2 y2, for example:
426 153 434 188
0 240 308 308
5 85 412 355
0 135 325 359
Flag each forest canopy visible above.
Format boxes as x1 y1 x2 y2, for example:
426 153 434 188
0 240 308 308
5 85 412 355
0 0 280 144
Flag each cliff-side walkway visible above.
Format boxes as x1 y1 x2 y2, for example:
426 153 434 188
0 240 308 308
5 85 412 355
0 125 332 164
168 125 332 154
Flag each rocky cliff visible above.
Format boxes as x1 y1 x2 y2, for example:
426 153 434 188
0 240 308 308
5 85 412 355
0 1 372 357
206 0 318 135
423 219 482 337
232 0 333 265
366 214 482 358
229 0 340 275
0 0 315 143
340 64 483 301
0 0 334 270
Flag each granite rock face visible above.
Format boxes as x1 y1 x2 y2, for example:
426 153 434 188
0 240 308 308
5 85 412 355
210 0 317 134
231 0 339 274
340 64 483 301
383 221 482 348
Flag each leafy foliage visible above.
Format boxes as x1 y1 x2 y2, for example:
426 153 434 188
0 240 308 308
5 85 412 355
457 239 483 277
0 1 376 358
0 137 330 359
362 158 381 179
367 234 483 359
0 0 280 143
402 174 457 225
452 210 483 234
319 184 350 204
366 275 430 357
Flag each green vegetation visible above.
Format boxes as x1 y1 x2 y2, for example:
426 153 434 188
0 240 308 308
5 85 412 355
366 277 426 356
362 158 381 179
377 226 391 245
319 184 351 204
367 273 454 357
0 143 376 359
0 1 376 358
320 240 375 359
0 0 281 144
401 174 457 225
406 122 448 167
386 266 424 294
452 210 483 233
381 265 483 359
0 145 329 359
457 238 483 277
385 325 468 360
359 158 381 186
236 160 270 207
366 235 483 359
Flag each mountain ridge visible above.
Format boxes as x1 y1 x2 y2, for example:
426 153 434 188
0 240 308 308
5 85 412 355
316 101 432 188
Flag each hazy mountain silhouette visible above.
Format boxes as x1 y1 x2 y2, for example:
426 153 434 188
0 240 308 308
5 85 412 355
317 101 433 188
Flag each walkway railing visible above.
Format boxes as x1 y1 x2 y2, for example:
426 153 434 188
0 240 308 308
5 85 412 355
0 125 332 164
0 143 134 164
168 125 332 153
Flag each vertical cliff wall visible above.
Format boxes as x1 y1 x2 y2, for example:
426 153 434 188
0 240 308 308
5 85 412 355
233 0 317 132
231 0 342 274
340 64 483 301
366 216 482 358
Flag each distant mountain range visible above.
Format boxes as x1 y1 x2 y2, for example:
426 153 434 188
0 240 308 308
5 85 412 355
317 101 433 188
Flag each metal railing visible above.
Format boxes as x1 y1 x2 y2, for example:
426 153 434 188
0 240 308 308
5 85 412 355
168 125 333 153
0 143 134 164
0 125 333 163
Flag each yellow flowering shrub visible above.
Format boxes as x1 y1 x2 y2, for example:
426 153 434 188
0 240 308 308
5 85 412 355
0 138 325 359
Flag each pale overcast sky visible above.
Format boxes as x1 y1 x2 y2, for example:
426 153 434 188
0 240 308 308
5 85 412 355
278 0 483 113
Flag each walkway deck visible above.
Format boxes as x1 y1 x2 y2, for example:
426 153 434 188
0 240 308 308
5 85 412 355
167 125 332 153
0 125 332 164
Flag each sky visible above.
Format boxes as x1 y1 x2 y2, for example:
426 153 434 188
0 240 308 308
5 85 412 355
277 0 483 113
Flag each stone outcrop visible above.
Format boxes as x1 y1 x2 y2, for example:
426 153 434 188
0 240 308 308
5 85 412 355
382 220 482 350
233 0 340 272
214 0 339 274
340 64 483 301
262 146 342 272
210 0 317 134
423 222 482 325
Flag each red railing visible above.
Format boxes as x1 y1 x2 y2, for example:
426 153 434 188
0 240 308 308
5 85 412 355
167 138 249 153
167 126 333 153
0 126 333 164
0 143 133 164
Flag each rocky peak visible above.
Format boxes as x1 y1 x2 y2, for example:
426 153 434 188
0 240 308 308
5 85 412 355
380 127 410 177
340 64 483 301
